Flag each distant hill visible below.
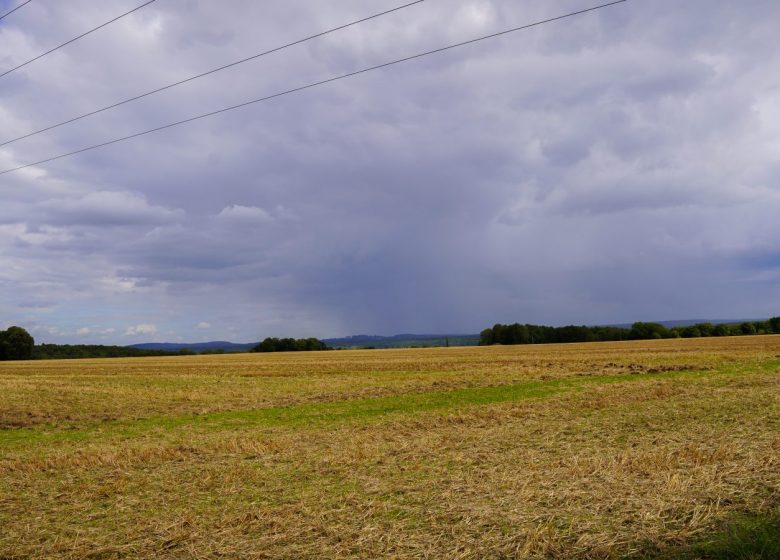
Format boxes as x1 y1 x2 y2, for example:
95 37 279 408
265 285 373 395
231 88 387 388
128 335 481 352
127 320 769 353
128 341 256 353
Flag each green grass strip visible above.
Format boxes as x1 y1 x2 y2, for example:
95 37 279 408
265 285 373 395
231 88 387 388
1 359 778 451
652 510 780 559
694 511 780 560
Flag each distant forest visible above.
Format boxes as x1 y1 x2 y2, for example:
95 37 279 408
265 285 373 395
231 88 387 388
480 318 780 346
33 344 192 360
0 329 334 361
252 337 329 353
33 338 331 359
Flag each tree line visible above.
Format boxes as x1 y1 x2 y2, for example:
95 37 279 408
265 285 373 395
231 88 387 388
33 344 191 360
251 337 330 353
0 326 333 361
480 317 780 346
4 319 779 362
0 326 201 361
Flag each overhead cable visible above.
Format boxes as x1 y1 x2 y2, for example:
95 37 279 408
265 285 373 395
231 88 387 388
0 0 628 176
0 0 425 148
0 0 157 79
0 0 33 22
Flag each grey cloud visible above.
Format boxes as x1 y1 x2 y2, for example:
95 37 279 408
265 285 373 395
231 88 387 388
39 190 183 227
1 0 780 343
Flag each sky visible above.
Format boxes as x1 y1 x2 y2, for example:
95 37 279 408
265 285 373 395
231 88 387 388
1 0 779 344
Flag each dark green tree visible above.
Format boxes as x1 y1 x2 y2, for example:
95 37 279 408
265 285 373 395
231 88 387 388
252 337 328 353
713 324 732 337
680 326 702 338
629 322 670 340
0 326 35 360
740 322 757 335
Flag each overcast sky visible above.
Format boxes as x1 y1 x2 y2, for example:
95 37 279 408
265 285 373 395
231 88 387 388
1 0 779 344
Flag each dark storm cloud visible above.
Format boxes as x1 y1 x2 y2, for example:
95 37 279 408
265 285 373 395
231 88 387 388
1 0 779 343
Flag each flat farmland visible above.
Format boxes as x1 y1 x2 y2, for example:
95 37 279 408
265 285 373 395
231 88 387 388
1 337 779 559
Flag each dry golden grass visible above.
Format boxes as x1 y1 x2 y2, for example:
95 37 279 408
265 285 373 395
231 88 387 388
1 336 779 558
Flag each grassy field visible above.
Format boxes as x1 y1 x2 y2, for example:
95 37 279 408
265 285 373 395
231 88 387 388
1 337 779 559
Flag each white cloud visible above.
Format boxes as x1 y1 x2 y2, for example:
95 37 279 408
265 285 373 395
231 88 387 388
217 205 272 224
124 324 158 336
41 191 183 227
196 321 211 329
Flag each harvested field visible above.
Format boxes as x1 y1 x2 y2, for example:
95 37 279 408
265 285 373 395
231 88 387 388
1 336 779 558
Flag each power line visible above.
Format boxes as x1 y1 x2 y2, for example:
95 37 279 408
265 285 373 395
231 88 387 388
0 0 32 22
0 0 425 148
0 0 157 79
0 0 628 177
